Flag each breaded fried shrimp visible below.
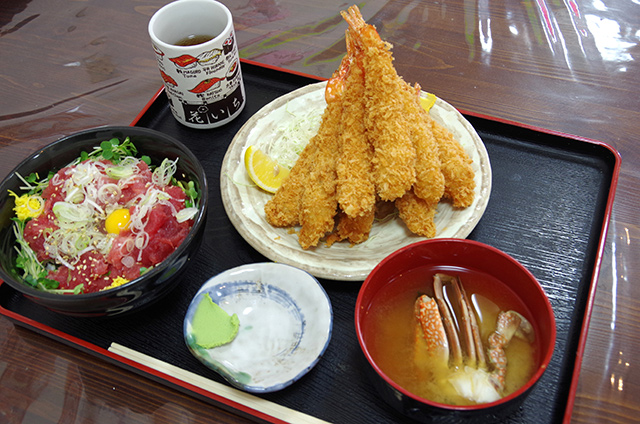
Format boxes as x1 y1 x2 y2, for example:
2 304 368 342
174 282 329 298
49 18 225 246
297 98 343 250
264 140 317 227
395 189 437 238
264 5 476 248
336 35 375 218
326 209 375 246
404 83 445 205
297 37 356 249
426 113 476 208
343 6 416 201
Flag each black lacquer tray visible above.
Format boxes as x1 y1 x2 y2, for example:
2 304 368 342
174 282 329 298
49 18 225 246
0 61 620 424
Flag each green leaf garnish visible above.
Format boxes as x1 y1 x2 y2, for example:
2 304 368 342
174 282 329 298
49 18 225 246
12 218 61 292
175 179 199 208
76 136 140 165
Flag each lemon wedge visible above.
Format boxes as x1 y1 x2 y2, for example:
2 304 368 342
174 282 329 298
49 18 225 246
244 145 290 193
420 93 437 112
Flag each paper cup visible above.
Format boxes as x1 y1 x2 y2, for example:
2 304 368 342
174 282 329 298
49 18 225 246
149 0 246 129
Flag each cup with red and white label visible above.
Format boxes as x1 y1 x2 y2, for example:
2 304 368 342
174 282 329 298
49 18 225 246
148 0 246 129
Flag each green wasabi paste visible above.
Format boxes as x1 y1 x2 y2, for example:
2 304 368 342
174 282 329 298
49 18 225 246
192 293 240 348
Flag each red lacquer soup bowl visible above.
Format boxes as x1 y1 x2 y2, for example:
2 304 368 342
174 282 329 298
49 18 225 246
355 238 556 422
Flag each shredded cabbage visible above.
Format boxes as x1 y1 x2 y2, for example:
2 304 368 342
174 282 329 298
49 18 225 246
260 104 323 169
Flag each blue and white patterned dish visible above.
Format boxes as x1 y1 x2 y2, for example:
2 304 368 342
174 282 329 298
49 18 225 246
184 262 333 393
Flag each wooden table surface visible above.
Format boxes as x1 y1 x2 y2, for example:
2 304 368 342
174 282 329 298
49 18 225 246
1 1 638 423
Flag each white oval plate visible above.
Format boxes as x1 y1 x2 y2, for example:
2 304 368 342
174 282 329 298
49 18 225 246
184 263 332 393
220 81 491 281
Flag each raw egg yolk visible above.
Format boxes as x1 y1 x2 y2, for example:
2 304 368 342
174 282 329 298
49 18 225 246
105 208 131 234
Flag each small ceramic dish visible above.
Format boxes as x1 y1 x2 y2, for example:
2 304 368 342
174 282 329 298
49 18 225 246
183 262 333 393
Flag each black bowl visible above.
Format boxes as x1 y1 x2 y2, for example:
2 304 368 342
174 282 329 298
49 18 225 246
0 126 208 317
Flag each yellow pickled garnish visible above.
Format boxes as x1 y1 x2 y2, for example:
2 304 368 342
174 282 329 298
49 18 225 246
9 190 44 221
420 92 437 112
103 276 130 290
244 145 290 193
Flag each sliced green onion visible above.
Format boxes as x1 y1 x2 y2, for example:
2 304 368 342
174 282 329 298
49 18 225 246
106 157 139 179
52 202 93 225
152 158 178 186
98 183 122 204
176 207 198 223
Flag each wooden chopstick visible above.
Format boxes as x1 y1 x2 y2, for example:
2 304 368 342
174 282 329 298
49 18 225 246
108 343 331 424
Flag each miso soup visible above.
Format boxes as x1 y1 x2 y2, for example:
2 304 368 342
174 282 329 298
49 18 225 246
362 265 539 406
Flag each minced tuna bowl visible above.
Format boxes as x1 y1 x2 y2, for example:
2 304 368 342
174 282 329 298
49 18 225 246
9 137 199 294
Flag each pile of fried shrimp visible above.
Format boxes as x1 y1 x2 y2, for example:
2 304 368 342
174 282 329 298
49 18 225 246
264 5 475 250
